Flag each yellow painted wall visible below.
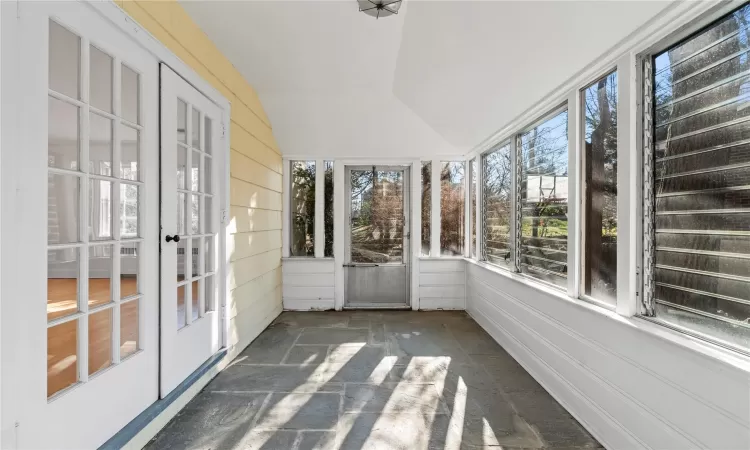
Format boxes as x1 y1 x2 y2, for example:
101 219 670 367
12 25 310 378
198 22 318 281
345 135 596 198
117 0 283 355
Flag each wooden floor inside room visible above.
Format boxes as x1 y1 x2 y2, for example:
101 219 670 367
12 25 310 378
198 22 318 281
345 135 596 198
47 278 141 397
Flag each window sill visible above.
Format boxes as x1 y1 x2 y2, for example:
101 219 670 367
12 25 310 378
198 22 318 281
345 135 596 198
419 256 467 261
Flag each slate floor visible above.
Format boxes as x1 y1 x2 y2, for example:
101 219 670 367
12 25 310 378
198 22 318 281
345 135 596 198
146 311 601 450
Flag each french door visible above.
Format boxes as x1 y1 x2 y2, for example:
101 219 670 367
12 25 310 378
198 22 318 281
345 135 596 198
344 166 411 307
3 2 159 448
159 65 223 396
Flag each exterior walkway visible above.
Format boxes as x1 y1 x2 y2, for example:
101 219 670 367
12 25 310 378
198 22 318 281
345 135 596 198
147 311 601 449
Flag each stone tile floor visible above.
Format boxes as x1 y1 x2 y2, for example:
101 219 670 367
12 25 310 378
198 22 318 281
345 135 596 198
147 311 602 449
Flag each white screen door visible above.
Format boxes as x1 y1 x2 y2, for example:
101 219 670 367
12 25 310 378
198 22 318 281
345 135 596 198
159 64 223 396
3 2 159 448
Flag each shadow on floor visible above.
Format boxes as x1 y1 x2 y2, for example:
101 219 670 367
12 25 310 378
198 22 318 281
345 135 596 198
146 311 602 449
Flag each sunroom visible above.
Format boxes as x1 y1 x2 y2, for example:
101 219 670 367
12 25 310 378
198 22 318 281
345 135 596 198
1 1 749 449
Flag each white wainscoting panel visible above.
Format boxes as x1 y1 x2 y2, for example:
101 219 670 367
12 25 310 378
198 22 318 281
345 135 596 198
419 258 465 310
282 258 335 310
465 261 750 450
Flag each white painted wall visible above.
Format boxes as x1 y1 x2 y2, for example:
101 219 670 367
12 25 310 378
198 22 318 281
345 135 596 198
282 258 336 311
419 258 465 310
466 261 750 449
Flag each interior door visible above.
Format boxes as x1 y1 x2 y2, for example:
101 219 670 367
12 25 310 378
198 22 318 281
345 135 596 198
3 2 159 448
159 64 222 396
345 166 411 307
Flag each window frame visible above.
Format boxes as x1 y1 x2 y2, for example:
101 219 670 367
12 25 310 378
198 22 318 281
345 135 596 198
637 2 750 355
480 141 514 270
288 159 316 258
579 68 619 310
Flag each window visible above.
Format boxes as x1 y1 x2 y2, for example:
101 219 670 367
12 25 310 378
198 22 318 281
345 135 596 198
290 160 315 257
519 109 569 288
583 71 618 304
440 161 465 256
646 4 750 350
421 161 431 256
482 143 513 269
324 161 334 257
469 158 477 258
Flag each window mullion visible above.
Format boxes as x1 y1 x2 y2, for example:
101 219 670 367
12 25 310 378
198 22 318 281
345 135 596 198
464 157 472 257
430 159 440 257
512 136 521 272
617 53 639 317
567 89 581 299
314 158 324 258
475 155 483 261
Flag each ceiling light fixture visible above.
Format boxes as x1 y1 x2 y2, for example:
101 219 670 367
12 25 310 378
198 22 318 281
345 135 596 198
357 0 402 19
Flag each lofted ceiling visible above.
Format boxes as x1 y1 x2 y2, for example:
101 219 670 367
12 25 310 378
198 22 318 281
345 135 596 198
181 0 673 158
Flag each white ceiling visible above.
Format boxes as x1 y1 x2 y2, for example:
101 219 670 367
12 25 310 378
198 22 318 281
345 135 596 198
181 0 673 158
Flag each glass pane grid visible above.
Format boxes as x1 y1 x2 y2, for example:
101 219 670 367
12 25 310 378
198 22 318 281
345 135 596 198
47 19 144 398
482 143 513 270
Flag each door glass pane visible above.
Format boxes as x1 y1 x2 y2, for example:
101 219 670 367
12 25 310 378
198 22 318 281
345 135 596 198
177 99 187 144
177 192 186 235
48 248 79 321
205 275 214 312
89 45 113 113
191 194 200 234
204 116 213 155
89 113 112 176
205 156 212 194
177 285 186 330
205 237 214 272
48 319 78 397
191 281 200 321
49 20 80 99
192 107 201 149
48 97 80 171
90 179 112 241
120 300 139 359
421 161 431 256
177 145 187 190
483 143 513 269
520 109 569 288
120 183 139 238
204 196 213 234
88 244 113 309
88 308 112 376
120 125 139 181
191 150 201 192
350 169 404 264
177 238 188 282
583 72 618 304
192 238 203 276
121 64 140 124
440 161 465 256
121 242 139 298
48 173 80 245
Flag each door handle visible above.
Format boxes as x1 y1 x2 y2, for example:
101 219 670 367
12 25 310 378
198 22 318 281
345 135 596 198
165 234 181 243
343 263 379 267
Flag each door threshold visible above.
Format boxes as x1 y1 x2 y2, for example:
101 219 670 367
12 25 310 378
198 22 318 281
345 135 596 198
344 303 411 310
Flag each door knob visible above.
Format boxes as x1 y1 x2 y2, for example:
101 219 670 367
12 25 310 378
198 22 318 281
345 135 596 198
165 234 181 243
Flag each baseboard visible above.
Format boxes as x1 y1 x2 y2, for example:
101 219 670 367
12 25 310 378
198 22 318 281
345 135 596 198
100 350 227 450
283 298 335 311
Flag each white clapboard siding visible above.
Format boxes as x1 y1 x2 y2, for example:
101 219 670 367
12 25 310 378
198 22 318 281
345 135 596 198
419 258 465 310
282 258 335 310
466 261 750 450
